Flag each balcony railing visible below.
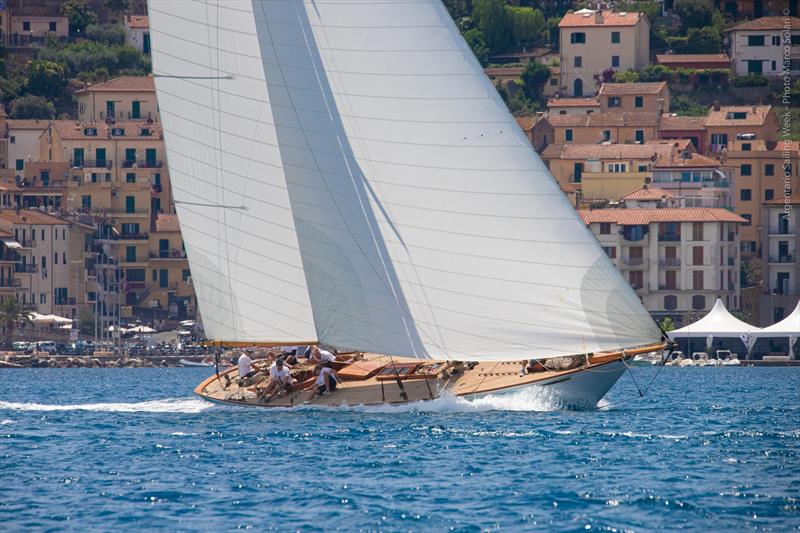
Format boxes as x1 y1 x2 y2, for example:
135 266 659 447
658 284 680 290
151 184 163 193
622 257 645 266
658 233 680 242
122 159 163 169
659 258 681 267
71 159 113 170
769 255 796 264
14 264 37 273
768 226 796 236
125 282 147 291
149 250 187 259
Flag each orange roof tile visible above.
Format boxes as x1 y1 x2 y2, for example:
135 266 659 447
727 16 800 32
559 10 643 27
515 116 537 131
6 119 50 130
155 214 180 233
764 193 800 206
654 150 720 169
621 187 674 201
659 114 707 130
125 15 149 29
0 209 69 226
545 111 660 128
541 142 673 160
548 97 600 108
646 138 695 151
655 53 730 64
705 105 772 127
579 208 746 225
484 67 524 77
599 82 666 96
75 76 155 94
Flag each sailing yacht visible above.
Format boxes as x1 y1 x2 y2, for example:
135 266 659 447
148 0 665 409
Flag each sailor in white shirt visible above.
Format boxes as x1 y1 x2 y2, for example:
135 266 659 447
238 352 255 379
308 346 336 365
260 357 294 398
312 364 339 396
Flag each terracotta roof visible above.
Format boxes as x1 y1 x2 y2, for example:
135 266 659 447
542 114 588 127
726 16 800 32
545 111 659 128
599 82 666 96
621 186 674 201
579 208 746 225
50 120 162 140
548 97 600 108
6 119 49 130
559 10 643 27
655 53 730 64
515 116 537 131
155 214 180 233
125 15 149 29
488 48 551 60
646 138 695 151
705 105 772 127
659 114 707 130
764 193 800 206
542 142 673 160
654 150 720 169
0 209 69 226
484 67 524 77
75 76 155 94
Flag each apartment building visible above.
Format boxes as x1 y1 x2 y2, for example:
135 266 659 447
658 115 708 154
534 111 660 148
6 119 49 172
0 210 94 318
3 1 68 46
650 150 734 209
725 17 800 77
705 104 779 155
145 214 194 319
758 194 800 324
580 206 745 325
75 76 158 122
724 140 800 256
559 10 650 97
124 15 150 54
597 82 670 114
546 97 600 116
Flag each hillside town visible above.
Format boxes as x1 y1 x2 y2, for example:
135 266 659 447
0 0 796 347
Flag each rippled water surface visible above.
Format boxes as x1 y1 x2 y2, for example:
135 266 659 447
1 367 798 531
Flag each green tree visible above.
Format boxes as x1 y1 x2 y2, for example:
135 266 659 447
520 61 551 101
508 7 546 49
462 28 489 66
62 0 98 36
0 297 31 345
9 95 56 119
685 27 721 54
472 0 513 52
25 60 67 99
671 94 708 116
78 307 96 336
659 317 675 333
675 0 713 30
613 69 641 83
85 23 125 45
616 0 661 21
638 63 671 82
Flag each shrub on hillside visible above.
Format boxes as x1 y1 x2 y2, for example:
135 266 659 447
733 75 768 88
9 95 55 119
85 23 125 45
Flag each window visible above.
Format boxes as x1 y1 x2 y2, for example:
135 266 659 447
692 295 706 310
635 130 644 143
111 128 125 136
570 32 586 44
41 229 45 241
125 196 136 214
54 253 58 265
574 56 582 67
772 60 777 71
740 164 752 176
9 136 15 144
126 269 145 282
603 246 616 258
182 269 191 281
126 173 136 183
559 110 567 115
765 189 774 201
740 189 752 201
565 129 573 142
599 223 611 235
747 60 763 74
550 78 558 86
602 130 611 142
49 21 56 32
634 96 643 108
40 293 46 304
772 35 781 45
739 213 752 225
159 269 168 288
638 165 648 172
42 256 47 269
22 21 30 31
611 55 619 68
664 295 677 310
693 270 704 290
611 31 620 44
608 96 621 108
126 246 136 262
742 143 751 151
16 159 23 171
609 163 627 172
747 35 765 46
726 112 747 120
152 269 157 282
765 164 774 176
83 127 97 136
629 271 643 289
81 195 91 210
693 245 704 265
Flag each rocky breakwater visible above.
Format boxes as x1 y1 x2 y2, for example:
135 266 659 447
1 355 177 368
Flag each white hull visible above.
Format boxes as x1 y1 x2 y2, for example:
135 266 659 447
464 360 627 410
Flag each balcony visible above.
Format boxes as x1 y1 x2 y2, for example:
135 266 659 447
125 281 147 291
149 250 187 260
657 284 681 290
769 255 796 264
128 111 153 120
658 258 681 267
113 208 151 218
621 257 645 267
122 159 163 169
151 184 163 194
658 233 680 242
14 264 37 273
768 226 797 236
71 159 113 170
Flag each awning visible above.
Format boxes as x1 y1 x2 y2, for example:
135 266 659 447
2 237 21 249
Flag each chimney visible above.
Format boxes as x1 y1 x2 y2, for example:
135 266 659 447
713 101 720 111
595 10 604 24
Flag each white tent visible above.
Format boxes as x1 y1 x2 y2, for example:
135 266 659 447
671 298 760 338
754 302 800 356
126 325 156 334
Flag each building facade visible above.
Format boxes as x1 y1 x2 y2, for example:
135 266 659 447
74 76 158 122
726 17 800 77
758 194 800 325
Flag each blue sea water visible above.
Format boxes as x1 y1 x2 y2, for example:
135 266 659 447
0 367 797 532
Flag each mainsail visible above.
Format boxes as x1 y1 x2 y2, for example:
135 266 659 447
149 0 661 360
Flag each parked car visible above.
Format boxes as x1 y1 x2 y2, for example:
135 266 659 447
26 341 57 355
12 341 30 352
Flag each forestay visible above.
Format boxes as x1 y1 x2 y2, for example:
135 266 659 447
149 0 661 360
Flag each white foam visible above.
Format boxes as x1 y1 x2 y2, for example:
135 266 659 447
0 398 212 414
0 418 12 425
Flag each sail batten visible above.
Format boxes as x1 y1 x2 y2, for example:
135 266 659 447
150 0 660 359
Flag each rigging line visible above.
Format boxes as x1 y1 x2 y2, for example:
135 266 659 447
173 200 246 209
153 74 234 79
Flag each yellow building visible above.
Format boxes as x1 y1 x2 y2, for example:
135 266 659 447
705 105 779 155
559 10 650 97
75 76 158 122
534 111 660 146
5 0 68 46
597 82 670 114
144 214 194 319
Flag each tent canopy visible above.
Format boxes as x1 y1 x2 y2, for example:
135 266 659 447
754 302 800 337
671 298 760 338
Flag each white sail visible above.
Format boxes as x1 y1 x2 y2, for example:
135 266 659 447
149 0 661 360
149 0 317 344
